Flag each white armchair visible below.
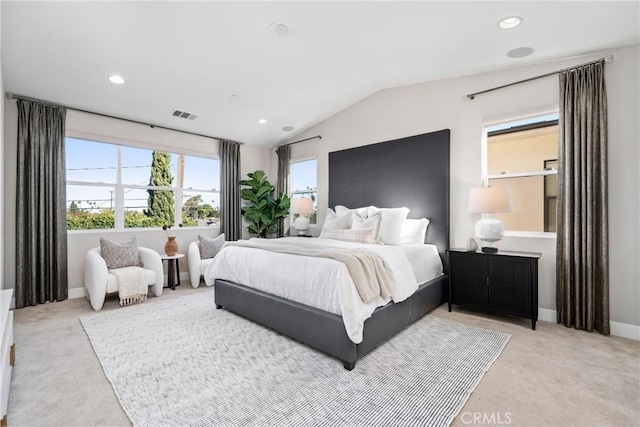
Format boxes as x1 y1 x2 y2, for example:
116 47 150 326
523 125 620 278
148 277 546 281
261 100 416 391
84 246 164 311
187 241 216 288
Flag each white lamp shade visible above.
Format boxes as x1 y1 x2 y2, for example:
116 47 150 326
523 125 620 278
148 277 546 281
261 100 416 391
291 197 313 215
468 186 513 213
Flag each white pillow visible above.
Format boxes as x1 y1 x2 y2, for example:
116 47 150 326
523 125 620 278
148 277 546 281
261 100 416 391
352 211 381 238
400 218 430 245
335 205 370 226
321 208 351 231
319 228 376 244
367 206 410 245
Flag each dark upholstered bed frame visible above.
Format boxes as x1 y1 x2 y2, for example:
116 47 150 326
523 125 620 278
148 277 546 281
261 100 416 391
215 129 450 370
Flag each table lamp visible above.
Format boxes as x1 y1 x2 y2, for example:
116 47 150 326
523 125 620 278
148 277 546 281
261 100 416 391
468 186 513 253
291 198 313 236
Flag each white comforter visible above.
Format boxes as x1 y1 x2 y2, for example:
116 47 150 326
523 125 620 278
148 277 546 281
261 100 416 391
204 237 442 343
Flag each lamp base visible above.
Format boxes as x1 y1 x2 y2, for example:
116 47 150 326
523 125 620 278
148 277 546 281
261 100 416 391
293 216 310 236
481 246 499 253
475 218 505 254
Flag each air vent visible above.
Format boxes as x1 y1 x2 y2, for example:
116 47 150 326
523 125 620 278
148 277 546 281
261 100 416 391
172 110 198 120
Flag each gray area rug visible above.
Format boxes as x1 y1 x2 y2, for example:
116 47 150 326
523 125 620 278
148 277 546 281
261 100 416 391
81 292 510 427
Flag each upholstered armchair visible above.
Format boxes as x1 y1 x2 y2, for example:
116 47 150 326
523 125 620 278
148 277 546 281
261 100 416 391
84 246 164 311
187 241 214 288
188 234 225 288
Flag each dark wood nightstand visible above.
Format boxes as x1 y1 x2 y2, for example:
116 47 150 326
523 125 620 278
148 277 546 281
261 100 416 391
447 248 541 330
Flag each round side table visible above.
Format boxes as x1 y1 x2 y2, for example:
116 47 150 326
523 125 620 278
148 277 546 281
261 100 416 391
160 253 185 290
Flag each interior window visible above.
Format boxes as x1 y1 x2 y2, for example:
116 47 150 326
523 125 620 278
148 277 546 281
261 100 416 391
290 159 318 224
485 113 559 233
66 137 219 230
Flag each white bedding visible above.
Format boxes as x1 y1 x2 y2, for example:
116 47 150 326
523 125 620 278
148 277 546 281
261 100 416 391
204 237 443 343
395 244 443 285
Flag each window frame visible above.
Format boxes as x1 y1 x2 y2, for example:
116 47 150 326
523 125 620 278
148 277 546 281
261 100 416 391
289 157 318 225
66 136 220 232
482 110 559 238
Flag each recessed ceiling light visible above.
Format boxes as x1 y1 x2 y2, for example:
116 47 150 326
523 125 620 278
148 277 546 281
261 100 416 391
258 118 267 124
274 24 289 36
108 74 125 85
282 126 294 132
498 16 522 29
507 47 535 58
230 94 238 100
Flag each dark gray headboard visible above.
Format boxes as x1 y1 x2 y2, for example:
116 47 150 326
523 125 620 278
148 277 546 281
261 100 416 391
328 129 450 272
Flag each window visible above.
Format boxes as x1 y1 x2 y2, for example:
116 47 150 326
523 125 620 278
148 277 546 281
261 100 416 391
289 159 317 224
484 113 559 233
66 137 220 230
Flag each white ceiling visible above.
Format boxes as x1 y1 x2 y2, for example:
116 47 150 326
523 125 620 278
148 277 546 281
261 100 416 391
2 1 638 147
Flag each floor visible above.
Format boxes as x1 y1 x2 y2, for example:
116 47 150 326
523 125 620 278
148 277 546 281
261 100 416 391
8 284 640 427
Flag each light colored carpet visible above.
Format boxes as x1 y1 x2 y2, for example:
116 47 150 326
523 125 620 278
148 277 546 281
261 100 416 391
80 292 510 427
8 285 640 426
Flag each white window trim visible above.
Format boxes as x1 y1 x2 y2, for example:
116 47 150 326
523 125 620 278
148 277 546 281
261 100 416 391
482 109 560 235
289 157 318 226
504 231 557 239
66 138 220 231
289 157 318 196
486 169 557 182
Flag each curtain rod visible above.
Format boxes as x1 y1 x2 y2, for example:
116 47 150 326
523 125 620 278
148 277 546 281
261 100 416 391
281 135 322 147
466 55 613 100
6 92 242 144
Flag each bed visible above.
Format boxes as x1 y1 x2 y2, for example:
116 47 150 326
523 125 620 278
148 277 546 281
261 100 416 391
210 129 450 370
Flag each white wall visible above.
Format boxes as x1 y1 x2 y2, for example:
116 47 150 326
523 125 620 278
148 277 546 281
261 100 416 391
272 45 640 329
0 4 4 290
3 103 270 291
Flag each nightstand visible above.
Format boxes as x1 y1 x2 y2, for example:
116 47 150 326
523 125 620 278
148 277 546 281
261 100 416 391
447 248 541 330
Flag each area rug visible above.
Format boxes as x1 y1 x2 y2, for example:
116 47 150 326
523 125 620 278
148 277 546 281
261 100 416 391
81 292 510 427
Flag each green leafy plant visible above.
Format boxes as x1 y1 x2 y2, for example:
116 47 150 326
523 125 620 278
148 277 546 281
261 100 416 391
240 170 290 238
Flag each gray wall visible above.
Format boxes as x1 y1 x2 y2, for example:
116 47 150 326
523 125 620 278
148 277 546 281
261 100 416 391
272 45 640 330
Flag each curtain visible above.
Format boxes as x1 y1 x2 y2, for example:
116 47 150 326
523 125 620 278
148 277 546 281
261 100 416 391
275 145 291 237
220 139 242 241
556 60 609 335
15 99 68 308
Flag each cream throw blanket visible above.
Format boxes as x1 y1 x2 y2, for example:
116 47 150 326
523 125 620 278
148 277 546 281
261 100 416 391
110 266 148 306
227 240 392 303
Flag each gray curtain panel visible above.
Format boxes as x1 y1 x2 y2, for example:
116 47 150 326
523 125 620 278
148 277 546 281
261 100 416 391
220 139 242 241
275 145 290 237
556 60 609 335
15 99 68 308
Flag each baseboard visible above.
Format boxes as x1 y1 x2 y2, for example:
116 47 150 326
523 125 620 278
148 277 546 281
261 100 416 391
69 287 87 299
169 272 190 282
538 308 556 323
610 321 640 340
537 307 639 340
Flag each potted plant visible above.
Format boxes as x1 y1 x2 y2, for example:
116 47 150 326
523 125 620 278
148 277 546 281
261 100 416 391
240 170 290 238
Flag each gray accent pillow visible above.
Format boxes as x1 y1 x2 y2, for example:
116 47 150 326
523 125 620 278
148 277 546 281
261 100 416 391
199 234 226 259
100 238 142 270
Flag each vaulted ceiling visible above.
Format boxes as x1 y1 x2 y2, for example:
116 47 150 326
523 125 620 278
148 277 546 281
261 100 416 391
2 1 638 147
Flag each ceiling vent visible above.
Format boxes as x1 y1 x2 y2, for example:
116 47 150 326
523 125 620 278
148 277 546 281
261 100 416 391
172 110 198 120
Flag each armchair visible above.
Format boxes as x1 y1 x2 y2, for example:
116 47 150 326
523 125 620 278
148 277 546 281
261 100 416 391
84 246 164 311
187 241 216 288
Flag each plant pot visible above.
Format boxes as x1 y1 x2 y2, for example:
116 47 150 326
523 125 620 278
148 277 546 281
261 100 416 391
165 236 178 256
